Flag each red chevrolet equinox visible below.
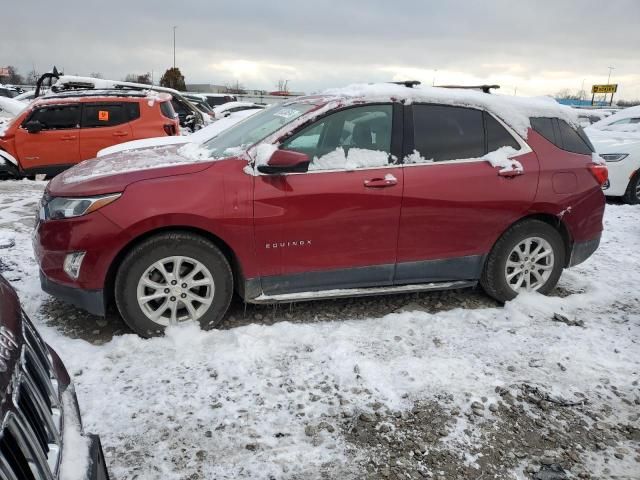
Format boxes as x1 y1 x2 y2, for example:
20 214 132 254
33 84 607 337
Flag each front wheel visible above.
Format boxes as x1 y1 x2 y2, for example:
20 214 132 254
481 220 565 303
115 232 233 337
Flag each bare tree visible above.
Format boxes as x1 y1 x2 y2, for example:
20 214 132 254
3 66 24 85
26 68 40 85
224 80 246 94
89 72 103 79
276 79 289 93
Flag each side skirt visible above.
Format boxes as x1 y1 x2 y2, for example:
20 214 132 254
247 280 476 304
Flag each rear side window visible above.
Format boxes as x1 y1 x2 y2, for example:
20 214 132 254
485 112 520 152
124 102 140 121
412 105 485 161
82 104 128 128
531 117 593 154
160 101 177 119
26 105 80 130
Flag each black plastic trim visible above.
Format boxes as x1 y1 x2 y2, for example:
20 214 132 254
39 271 105 316
569 234 601 267
394 255 486 284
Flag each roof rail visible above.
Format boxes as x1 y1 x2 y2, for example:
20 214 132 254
438 84 500 94
389 80 422 88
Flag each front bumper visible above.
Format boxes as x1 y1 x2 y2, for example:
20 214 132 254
569 234 601 267
85 434 110 480
40 270 106 316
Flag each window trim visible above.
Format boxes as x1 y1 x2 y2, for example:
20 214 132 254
403 103 531 168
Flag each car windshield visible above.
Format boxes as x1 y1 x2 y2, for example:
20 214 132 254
200 103 316 159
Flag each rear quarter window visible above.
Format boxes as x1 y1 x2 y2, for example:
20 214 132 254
82 103 128 128
530 117 593 155
160 101 177 119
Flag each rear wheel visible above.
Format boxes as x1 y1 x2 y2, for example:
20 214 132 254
115 232 233 337
622 171 640 205
481 220 565 303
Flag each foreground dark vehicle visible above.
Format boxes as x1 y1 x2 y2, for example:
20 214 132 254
0 275 108 480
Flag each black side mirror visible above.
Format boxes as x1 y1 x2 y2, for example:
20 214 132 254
25 120 43 134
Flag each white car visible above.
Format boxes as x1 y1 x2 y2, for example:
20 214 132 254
212 101 265 119
586 106 640 203
97 109 259 157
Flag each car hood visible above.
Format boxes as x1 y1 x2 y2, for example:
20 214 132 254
97 136 191 158
48 145 219 197
0 275 24 409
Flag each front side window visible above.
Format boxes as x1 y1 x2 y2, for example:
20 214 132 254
201 102 315 159
26 105 80 130
412 105 484 161
281 104 393 171
81 103 128 128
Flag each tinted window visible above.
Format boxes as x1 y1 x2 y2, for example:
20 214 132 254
82 104 128 128
160 101 177 119
172 99 188 116
124 102 140 121
413 105 484 161
557 120 592 154
282 105 393 170
485 112 520 151
27 105 80 130
530 117 557 144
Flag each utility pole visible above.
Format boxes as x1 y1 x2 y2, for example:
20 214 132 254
606 66 615 104
432 69 438 87
173 26 177 69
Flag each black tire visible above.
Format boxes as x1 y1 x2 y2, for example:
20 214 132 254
622 171 640 205
114 232 233 337
480 220 565 303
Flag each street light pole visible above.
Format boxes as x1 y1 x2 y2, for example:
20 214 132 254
173 26 177 69
607 66 615 84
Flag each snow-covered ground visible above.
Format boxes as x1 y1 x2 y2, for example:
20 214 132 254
0 180 638 479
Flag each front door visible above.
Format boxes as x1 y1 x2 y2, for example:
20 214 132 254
253 103 404 295
79 103 133 159
395 104 540 284
15 104 80 172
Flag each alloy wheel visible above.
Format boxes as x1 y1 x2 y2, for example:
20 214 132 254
504 237 555 293
136 256 215 326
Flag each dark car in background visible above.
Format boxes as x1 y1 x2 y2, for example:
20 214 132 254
0 275 109 479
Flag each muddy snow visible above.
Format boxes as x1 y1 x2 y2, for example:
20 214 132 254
0 180 638 480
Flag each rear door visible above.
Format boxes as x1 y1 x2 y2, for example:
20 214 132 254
253 103 404 295
15 104 80 172
79 102 135 159
395 104 539 284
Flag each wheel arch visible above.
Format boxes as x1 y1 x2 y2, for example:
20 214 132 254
104 225 245 309
498 213 573 267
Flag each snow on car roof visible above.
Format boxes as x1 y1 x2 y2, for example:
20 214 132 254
291 83 580 138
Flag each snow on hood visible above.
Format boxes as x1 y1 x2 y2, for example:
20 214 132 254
96 109 258 157
58 144 217 185
319 83 579 138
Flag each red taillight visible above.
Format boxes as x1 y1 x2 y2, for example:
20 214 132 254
588 163 608 186
163 124 176 136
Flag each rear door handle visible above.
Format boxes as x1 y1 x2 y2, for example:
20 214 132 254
498 169 523 178
364 176 398 188
113 131 129 137
60 135 76 141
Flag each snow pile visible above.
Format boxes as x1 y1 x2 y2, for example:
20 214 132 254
404 150 433 164
308 148 389 171
0 117 12 137
321 83 579 137
482 146 523 173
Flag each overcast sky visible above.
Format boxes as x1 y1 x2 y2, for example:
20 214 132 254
3 0 639 99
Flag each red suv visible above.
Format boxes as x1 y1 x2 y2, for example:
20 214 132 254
33 84 607 337
0 90 179 177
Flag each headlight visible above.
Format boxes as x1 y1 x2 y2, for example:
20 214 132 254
600 153 629 162
44 193 121 220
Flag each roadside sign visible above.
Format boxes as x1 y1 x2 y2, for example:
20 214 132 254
0 67 9 77
591 84 618 94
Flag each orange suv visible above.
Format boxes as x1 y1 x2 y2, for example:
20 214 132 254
0 90 179 177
